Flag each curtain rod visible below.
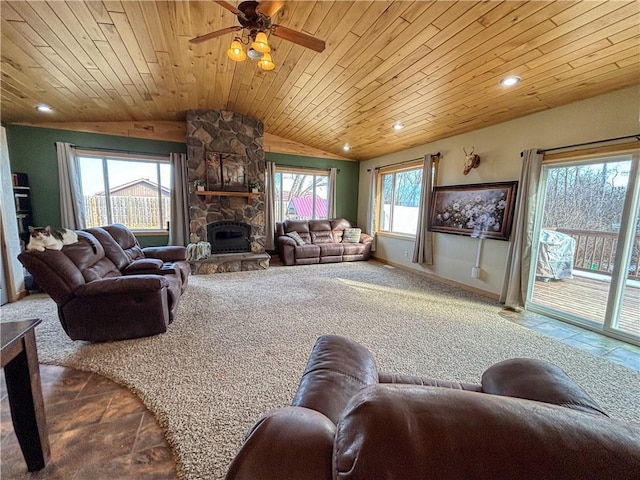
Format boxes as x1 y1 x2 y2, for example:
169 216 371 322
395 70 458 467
520 134 640 157
367 152 440 172
64 144 171 158
274 163 340 172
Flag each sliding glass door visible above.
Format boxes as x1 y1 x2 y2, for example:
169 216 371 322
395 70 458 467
527 152 639 344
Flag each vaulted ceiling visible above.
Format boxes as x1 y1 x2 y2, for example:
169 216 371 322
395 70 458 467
1 1 639 161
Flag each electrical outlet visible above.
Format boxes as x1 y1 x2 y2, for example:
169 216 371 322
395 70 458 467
403 251 408 257
471 267 480 278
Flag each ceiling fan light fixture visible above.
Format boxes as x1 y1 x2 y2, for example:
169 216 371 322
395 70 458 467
252 32 271 53
247 48 263 60
227 39 247 62
257 52 275 71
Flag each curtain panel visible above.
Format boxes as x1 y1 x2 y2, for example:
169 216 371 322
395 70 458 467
500 149 544 309
169 153 189 246
264 162 277 250
366 169 378 252
412 154 437 266
328 167 337 219
55 142 85 229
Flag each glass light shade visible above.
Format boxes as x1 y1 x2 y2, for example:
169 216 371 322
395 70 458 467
257 52 275 71
251 32 271 53
247 48 263 60
227 40 247 61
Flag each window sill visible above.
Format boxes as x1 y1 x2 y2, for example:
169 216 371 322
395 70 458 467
132 230 169 236
376 231 416 241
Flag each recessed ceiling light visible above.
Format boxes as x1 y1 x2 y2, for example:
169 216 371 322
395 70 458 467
500 76 521 87
393 122 404 130
343 144 350 152
35 104 53 112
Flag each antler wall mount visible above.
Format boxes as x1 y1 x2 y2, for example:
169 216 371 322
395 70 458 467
463 147 481 175
190 1 326 71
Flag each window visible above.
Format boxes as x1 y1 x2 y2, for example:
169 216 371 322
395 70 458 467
77 151 171 231
274 167 329 222
378 165 423 235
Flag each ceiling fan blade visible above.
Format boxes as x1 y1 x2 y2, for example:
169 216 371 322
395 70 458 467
190 25 242 44
257 1 285 18
271 24 325 52
214 1 245 19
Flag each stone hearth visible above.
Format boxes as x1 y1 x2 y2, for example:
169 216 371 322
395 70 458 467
190 252 270 275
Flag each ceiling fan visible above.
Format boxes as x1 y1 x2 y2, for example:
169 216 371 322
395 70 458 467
190 1 326 67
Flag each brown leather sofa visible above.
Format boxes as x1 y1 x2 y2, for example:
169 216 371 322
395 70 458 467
18 228 187 342
276 218 373 266
85 224 190 292
226 335 640 480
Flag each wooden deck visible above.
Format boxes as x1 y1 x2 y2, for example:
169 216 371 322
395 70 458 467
531 274 640 337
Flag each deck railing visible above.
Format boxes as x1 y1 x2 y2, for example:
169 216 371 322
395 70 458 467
555 228 640 280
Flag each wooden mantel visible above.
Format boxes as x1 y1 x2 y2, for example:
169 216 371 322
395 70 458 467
13 121 355 161
195 190 260 201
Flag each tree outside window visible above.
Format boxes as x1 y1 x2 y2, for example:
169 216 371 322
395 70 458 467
274 169 329 221
379 167 423 235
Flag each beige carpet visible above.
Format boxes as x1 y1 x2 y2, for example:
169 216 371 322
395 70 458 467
2 261 639 479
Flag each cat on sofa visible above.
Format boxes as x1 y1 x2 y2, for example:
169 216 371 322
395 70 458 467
26 226 78 252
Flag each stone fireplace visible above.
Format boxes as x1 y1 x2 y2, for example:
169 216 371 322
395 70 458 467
186 110 269 274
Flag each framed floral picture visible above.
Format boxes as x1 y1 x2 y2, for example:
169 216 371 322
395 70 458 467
428 181 518 241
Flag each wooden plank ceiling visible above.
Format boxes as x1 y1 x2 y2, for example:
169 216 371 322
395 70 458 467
1 1 639 161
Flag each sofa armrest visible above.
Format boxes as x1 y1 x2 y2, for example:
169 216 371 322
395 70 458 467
359 233 373 245
335 384 640 480
481 358 607 416
74 275 169 297
225 407 334 480
277 236 296 247
143 246 187 262
124 258 164 273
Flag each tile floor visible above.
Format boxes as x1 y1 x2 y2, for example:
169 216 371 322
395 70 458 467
1 365 177 480
500 309 640 372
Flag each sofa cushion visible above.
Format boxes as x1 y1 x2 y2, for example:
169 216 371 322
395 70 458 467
342 228 361 243
334 384 640 480
295 244 321 259
311 231 334 244
309 220 333 244
318 243 343 257
102 224 145 262
342 243 366 255
283 220 311 244
286 231 305 246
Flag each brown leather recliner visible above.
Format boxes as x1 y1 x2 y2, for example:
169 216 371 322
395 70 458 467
226 335 640 480
18 231 175 342
88 224 190 292
276 218 373 266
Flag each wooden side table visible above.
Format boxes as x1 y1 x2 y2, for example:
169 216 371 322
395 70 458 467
1 319 50 471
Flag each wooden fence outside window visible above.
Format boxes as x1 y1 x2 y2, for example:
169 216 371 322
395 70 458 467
84 195 170 230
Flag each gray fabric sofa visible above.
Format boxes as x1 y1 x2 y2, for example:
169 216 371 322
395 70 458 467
276 218 373 266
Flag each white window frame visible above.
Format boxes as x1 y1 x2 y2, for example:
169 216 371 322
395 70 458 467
376 161 424 238
77 150 171 233
274 166 330 222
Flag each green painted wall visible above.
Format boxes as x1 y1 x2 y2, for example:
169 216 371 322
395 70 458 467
5 125 185 247
265 152 359 225
4 126 360 246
